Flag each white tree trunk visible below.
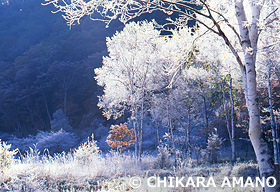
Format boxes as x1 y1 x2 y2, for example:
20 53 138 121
235 1 279 191
131 110 139 159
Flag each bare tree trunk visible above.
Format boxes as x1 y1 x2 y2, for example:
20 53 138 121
133 112 142 161
221 79 232 146
170 123 177 166
186 107 191 158
136 114 140 160
167 104 177 166
132 114 138 159
155 119 160 147
222 77 236 162
139 100 144 161
229 74 236 162
42 90 51 122
276 116 280 161
202 96 209 143
268 64 279 165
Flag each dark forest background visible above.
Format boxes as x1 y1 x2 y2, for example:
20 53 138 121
0 0 185 151
0 0 111 134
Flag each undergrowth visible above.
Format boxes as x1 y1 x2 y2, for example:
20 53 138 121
0 136 261 192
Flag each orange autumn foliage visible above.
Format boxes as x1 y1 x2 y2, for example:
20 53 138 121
106 123 135 152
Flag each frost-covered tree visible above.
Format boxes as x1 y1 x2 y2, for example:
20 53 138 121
50 108 73 132
44 0 280 189
95 22 193 158
207 128 223 163
95 21 161 158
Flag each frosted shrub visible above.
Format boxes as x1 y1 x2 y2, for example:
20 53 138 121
207 128 223 163
73 134 100 165
36 129 78 154
0 140 18 170
154 144 171 169
8 130 78 155
50 108 73 132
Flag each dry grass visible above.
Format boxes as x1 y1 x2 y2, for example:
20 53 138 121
0 138 262 192
0 150 262 192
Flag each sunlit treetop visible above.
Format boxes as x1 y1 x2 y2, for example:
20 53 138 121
43 0 280 73
94 21 194 119
43 0 199 27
